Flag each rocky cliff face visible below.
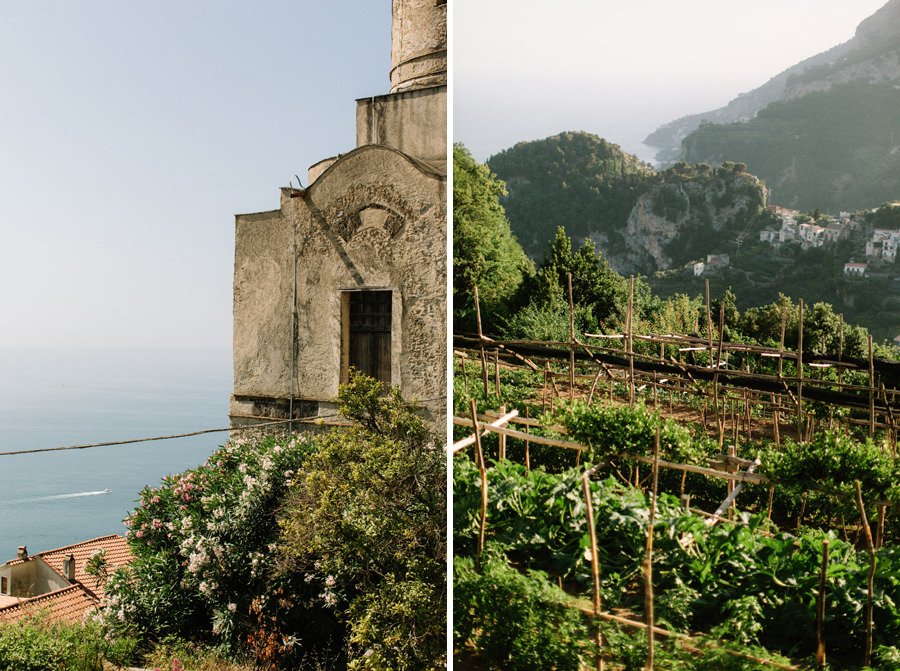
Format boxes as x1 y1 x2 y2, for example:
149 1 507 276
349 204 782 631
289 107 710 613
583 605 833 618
613 167 765 274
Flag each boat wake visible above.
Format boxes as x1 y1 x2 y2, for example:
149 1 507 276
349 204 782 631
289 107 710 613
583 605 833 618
6 489 112 505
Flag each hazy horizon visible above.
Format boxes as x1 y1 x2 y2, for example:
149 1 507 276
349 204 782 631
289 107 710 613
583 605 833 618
0 2 392 351
455 0 888 162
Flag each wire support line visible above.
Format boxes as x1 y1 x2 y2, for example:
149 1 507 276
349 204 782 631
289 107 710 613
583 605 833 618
0 414 338 458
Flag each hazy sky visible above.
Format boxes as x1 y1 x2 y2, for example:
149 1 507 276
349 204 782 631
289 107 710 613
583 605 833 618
0 2 391 350
455 0 888 162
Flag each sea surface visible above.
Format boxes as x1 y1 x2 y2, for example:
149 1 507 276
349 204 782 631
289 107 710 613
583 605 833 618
0 348 232 558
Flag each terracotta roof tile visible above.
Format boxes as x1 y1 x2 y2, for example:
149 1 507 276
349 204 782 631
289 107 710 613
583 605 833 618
0 585 97 625
35 535 133 601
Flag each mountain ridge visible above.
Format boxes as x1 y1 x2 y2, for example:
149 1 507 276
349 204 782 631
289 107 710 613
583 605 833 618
645 0 900 162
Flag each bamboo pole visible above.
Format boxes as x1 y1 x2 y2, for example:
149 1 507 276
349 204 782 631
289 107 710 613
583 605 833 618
645 427 661 670
716 303 725 448
459 353 468 395
451 409 520 454
569 272 576 400
571 605 801 670
838 314 845 386
797 299 805 442
542 363 548 412
853 480 876 668
816 539 829 669
494 349 501 398
474 286 489 399
582 466 604 671
524 406 531 471
498 405 507 461
470 400 489 563
877 504 886 550
869 335 876 439
628 275 636 406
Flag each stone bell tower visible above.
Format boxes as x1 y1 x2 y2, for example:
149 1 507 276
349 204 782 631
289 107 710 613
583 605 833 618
390 0 447 93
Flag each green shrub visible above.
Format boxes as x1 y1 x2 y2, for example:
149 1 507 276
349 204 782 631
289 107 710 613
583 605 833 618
104 372 445 670
454 549 588 670
0 617 107 671
277 374 446 671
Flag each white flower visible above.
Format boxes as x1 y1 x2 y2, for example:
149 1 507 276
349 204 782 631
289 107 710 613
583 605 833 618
227 602 237 613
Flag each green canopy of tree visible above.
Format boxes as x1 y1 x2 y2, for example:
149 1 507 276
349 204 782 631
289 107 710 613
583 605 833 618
453 143 532 331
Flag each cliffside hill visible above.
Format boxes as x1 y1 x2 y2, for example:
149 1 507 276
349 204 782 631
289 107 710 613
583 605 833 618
487 132 766 275
486 132 657 259
646 0 900 170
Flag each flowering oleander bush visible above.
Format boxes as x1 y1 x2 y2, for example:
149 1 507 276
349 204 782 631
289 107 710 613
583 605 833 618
102 372 445 670
103 428 322 651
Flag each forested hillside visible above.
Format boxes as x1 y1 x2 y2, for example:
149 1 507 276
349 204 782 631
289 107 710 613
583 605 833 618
682 82 900 212
486 132 657 258
486 132 765 275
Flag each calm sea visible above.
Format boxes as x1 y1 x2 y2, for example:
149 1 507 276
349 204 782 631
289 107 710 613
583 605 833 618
0 348 232 558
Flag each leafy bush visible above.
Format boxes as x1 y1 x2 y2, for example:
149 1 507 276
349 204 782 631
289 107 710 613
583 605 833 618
454 549 588 670
277 375 446 671
0 616 111 671
104 373 445 670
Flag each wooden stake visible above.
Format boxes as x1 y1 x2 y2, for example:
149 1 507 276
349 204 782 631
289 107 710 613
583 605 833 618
645 426 661 670
766 484 775 521
498 405 507 461
816 539 829 669
838 313 844 386
588 364 604 404
853 480 876 668
582 467 604 671
524 406 531 471
470 400 488 561
877 504 886 550
494 348 501 398
542 363 548 413
797 299 805 442
869 335 876 439
628 275 636 406
459 354 468 395
569 272 576 400
715 303 725 448
473 286 489 399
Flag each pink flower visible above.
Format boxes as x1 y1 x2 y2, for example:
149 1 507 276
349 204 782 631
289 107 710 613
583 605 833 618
151 495 161 504
135 530 144 538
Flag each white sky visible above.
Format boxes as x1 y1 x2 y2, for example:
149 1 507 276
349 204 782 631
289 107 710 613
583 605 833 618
454 0 888 162
0 2 391 350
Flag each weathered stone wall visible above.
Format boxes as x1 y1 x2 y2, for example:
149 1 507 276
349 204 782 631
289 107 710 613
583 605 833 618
390 0 447 93
232 210 294 402
231 145 446 421
355 86 446 168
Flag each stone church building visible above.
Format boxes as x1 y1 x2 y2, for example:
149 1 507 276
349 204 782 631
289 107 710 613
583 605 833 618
230 1 446 426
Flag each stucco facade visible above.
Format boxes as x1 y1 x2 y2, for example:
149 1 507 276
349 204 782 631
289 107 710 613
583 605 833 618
231 1 446 425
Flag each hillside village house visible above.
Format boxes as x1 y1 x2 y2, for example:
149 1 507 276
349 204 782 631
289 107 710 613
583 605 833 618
230 0 447 427
844 262 868 277
0 535 132 624
866 228 900 263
